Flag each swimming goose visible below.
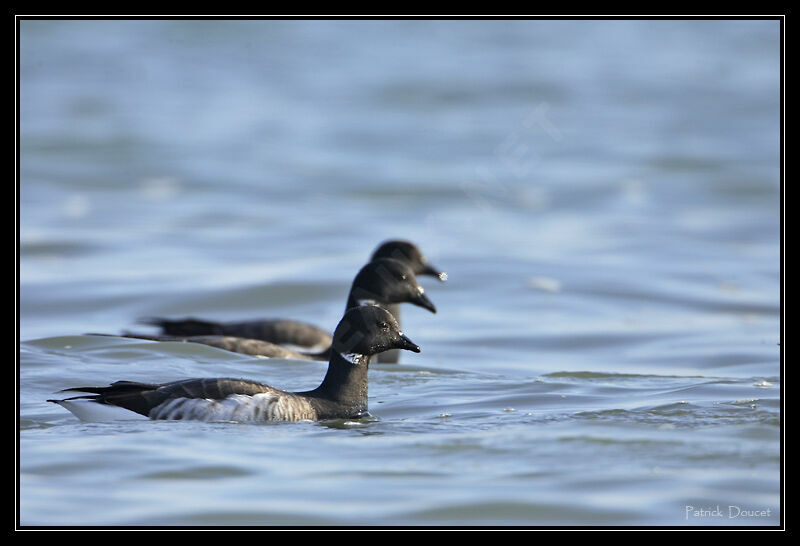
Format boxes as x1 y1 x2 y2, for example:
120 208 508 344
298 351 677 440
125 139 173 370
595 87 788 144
142 241 445 357
50 306 419 422
119 258 435 360
368 240 446 364
86 332 326 360
370 240 447 283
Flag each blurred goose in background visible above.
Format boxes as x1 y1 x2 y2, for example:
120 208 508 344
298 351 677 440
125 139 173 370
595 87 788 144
368 240 446 363
106 257 435 361
139 240 445 363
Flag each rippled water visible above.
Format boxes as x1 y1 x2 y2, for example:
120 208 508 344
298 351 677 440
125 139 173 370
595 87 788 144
18 19 781 527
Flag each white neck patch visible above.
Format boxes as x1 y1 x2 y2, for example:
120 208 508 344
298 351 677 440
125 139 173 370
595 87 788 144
341 352 367 365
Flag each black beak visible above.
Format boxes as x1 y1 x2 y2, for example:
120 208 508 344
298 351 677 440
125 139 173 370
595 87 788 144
420 263 447 282
396 332 421 353
412 291 437 314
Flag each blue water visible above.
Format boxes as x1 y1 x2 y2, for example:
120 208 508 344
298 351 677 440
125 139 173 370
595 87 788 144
18 19 782 527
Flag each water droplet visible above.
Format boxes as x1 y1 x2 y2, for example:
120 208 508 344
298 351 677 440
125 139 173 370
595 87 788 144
528 276 561 293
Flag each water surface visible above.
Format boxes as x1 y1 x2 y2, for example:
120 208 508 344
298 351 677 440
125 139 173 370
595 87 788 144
19 19 781 527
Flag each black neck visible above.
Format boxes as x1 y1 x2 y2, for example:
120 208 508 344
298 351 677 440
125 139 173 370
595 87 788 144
303 351 371 418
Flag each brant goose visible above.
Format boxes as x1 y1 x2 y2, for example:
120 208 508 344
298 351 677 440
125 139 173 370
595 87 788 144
117 258 435 360
143 241 445 354
86 332 325 360
370 240 447 283
368 240 446 363
50 306 419 422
